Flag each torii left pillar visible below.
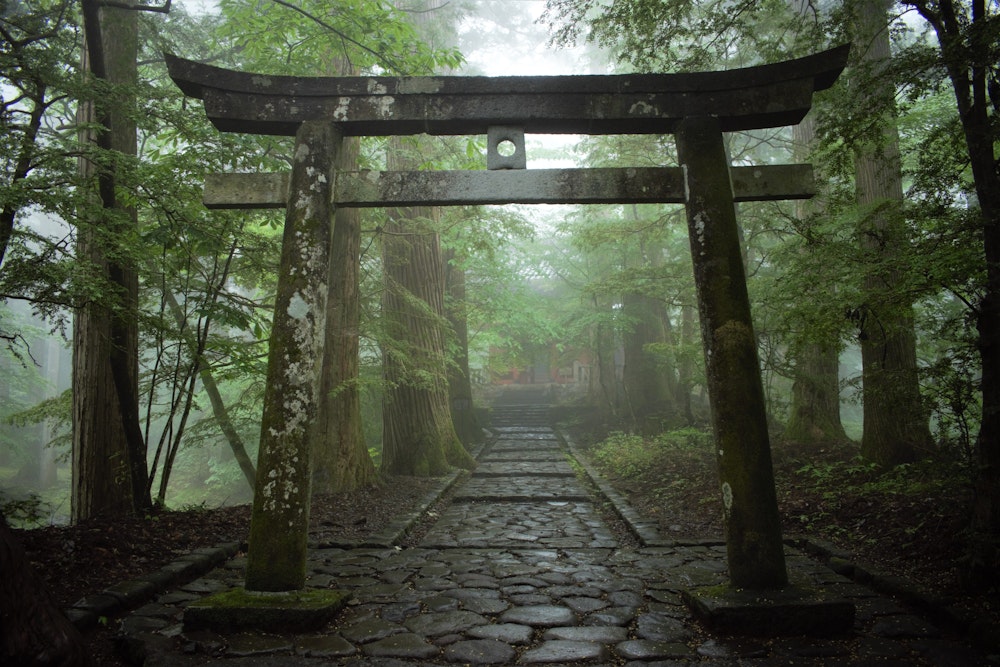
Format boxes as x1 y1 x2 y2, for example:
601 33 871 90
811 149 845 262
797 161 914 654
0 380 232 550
245 121 342 592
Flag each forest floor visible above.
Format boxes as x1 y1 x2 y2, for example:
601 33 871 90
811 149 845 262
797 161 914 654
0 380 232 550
10 428 999 663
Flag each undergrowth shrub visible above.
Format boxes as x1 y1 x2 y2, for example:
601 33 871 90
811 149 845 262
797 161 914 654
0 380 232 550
591 432 649 478
591 428 713 479
795 455 967 499
0 490 55 528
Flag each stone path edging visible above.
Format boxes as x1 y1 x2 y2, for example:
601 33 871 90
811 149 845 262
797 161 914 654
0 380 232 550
66 541 242 631
320 467 467 550
790 535 1000 653
66 443 485 633
71 406 996 666
562 432 663 547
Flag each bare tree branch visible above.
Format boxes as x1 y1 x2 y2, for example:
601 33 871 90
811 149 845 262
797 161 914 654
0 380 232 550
398 2 451 13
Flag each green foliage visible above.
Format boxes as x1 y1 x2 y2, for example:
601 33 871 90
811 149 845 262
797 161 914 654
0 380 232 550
591 431 649 478
535 0 992 460
1 0 87 325
591 428 713 479
215 0 463 76
795 455 965 499
542 0 810 73
0 0 988 515
0 489 48 527
4 390 72 456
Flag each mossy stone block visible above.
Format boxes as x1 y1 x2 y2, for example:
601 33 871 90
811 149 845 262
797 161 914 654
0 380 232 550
183 587 351 633
682 582 854 637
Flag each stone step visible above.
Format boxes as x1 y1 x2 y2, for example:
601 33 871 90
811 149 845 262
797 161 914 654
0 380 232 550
493 428 559 437
474 461 576 477
482 453 567 463
455 476 589 502
417 500 618 549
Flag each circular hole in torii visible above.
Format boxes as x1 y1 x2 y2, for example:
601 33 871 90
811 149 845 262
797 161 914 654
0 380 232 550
486 126 526 170
497 139 517 157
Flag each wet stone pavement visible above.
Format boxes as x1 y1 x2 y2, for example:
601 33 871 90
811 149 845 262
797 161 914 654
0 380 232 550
121 402 994 666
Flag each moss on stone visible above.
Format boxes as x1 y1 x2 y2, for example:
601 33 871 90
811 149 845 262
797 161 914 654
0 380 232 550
195 587 343 609
184 587 351 633
697 583 736 598
682 575 854 637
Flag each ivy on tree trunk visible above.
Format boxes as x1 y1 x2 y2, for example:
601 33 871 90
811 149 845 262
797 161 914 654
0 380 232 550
785 113 848 445
380 201 476 475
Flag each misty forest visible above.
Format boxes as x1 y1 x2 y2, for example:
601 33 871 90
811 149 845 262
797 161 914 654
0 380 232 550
1 0 999 664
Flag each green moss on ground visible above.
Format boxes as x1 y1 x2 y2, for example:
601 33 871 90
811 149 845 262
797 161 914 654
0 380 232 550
184 587 351 633
195 587 345 608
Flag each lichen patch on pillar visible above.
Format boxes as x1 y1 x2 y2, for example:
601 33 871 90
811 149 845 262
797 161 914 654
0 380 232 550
721 482 734 518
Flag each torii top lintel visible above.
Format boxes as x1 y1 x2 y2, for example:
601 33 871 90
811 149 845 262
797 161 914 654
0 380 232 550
165 45 849 137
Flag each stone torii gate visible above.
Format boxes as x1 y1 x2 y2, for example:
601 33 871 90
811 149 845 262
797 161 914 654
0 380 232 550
166 45 849 596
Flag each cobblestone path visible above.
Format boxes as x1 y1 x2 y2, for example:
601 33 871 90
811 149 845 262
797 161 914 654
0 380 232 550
418 408 614 550
121 398 991 666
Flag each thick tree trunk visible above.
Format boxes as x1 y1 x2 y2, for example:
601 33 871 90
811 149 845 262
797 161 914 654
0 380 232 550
621 231 679 434
676 303 697 424
963 19 1000 598
1 514 89 667
972 211 1000 588
378 2 473 474
380 194 476 475
444 249 483 446
589 295 621 421
852 0 932 467
909 0 1000 588
786 114 847 445
786 342 848 444
72 3 147 521
312 135 378 493
621 290 674 435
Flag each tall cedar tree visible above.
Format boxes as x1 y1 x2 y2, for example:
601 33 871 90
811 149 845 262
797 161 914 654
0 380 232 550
621 235 677 434
380 175 476 474
903 0 1000 587
444 246 485 446
72 0 150 521
380 0 475 475
785 113 848 444
312 54 376 493
851 0 933 467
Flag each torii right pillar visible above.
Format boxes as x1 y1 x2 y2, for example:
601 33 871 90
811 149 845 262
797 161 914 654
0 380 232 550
676 115 788 590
